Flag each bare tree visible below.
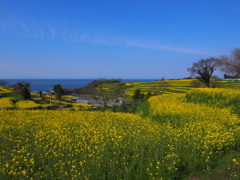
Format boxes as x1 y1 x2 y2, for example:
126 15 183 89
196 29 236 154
187 58 219 87
219 48 240 77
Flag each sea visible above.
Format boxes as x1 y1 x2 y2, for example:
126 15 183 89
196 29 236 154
4 79 157 92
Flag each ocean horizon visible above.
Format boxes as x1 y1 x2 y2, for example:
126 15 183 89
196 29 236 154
3 79 159 92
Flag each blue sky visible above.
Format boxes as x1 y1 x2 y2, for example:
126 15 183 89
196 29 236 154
0 0 240 79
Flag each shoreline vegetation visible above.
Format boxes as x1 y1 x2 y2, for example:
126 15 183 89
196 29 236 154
0 78 240 179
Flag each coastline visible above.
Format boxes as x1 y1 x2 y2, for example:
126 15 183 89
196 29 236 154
4 79 158 92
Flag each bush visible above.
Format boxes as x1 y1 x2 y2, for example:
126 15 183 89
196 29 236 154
190 80 205 87
210 81 222 88
46 105 59 110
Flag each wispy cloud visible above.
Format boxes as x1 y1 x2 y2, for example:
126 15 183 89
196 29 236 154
0 20 214 55
71 35 214 55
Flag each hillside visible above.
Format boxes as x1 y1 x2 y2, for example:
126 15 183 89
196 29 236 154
0 80 240 179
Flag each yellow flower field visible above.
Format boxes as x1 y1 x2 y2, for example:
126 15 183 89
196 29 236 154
16 100 42 109
148 93 240 178
186 88 240 107
0 110 167 179
125 79 240 97
0 87 240 179
125 79 194 97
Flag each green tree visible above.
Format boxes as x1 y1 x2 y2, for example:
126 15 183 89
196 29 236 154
9 81 31 100
39 91 43 97
133 89 145 101
74 79 122 94
10 82 31 91
146 92 152 99
53 84 64 100
20 86 31 100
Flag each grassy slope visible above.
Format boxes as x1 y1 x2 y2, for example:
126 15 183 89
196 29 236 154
146 94 240 179
125 79 194 96
126 79 240 179
125 79 240 97
131 79 240 179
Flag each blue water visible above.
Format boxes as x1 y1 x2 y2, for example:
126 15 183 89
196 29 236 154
4 79 157 92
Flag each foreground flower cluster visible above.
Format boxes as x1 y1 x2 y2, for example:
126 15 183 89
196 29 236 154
0 110 164 179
